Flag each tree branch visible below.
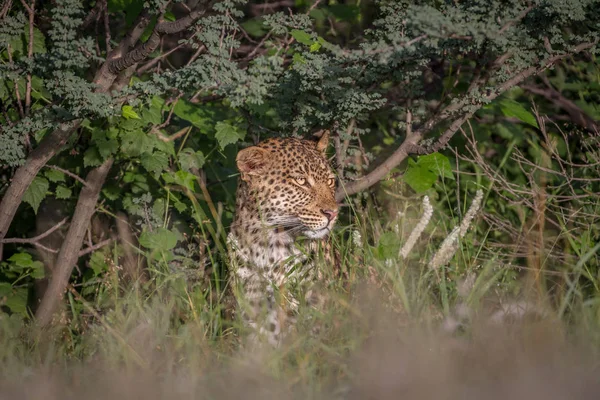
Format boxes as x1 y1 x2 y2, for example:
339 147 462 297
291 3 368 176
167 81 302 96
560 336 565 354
35 158 114 327
336 40 599 200
107 10 205 74
2 217 68 246
0 122 78 245
521 82 600 133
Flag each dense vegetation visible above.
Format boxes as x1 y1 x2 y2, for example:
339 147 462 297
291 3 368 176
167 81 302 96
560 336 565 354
0 0 599 397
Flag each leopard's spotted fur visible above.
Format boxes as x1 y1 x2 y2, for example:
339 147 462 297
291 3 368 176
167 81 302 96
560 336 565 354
228 132 338 346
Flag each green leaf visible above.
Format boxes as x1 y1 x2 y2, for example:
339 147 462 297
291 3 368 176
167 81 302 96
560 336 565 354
139 227 179 251
241 18 267 38
179 148 206 172
376 232 401 260
8 252 35 268
292 53 307 65
45 169 65 183
122 105 141 119
83 146 103 167
0 282 12 297
173 100 215 131
23 176 49 213
142 96 166 125
403 162 437 194
120 129 154 157
500 99 539 128
55 185 72 200
310 42 322 52
30 261 45 279
89 251 108 276
290 29 314 46
141 151 170 175
215 121 245 149
96 137 119 159
5 287 28 316
162 170 196 191
417 153 454 180
102 183 121 201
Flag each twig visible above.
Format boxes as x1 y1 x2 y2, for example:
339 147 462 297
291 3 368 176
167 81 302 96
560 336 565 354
2 217 68 245
45 164 90 187
521 82 599 133
78 238 112 257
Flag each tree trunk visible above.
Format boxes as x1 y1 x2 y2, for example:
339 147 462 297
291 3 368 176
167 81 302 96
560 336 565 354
0 122 78 246
35 158 113 327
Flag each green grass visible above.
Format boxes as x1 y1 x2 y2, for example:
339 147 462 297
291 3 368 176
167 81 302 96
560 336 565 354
2 190 600 399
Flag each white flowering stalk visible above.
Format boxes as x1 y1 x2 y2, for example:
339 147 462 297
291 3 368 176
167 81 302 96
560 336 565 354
429 189 484 269
352 229 363 248
399 196 433 259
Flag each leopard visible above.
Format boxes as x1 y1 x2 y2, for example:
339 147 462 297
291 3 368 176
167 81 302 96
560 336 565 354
227 131 339 346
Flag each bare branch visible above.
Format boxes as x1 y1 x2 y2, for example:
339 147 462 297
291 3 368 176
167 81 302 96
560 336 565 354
78 238 113 257
521 82 600 133
45 165 90 187
2 217 68 245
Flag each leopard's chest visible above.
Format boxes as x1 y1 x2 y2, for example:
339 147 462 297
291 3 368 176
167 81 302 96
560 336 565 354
227 230 314 287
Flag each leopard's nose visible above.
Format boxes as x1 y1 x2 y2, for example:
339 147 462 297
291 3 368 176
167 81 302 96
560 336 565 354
321 209 339 221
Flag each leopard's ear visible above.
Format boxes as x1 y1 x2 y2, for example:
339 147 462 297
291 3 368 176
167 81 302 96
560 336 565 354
236 146 270 179
314 129 330 154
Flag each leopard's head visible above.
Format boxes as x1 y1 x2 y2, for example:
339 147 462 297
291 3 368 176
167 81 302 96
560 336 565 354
236 132 338 239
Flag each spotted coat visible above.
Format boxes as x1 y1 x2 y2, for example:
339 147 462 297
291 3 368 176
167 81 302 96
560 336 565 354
228 132 339 345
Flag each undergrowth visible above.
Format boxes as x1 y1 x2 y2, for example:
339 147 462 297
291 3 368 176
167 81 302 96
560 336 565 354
1 180 600 399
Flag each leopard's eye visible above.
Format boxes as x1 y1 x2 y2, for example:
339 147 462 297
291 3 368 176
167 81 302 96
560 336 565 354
294 177 307 186
327 178 336 187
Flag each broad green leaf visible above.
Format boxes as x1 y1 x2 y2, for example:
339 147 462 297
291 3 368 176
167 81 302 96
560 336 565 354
173 100 215 131
290 29 314 46
152 137 176 156
23 176 49 213
241 18 267 38
122 105 141 119
83 146 103 167
142 96 166 125
45 169 65 183
141 151 170 175
8 252 35 268
215 121 245 149
179 148 206 172
102 183 120 201
310 42 322 52
139 227 179 251
89 251 108 276
0 282 12 297
5 287 28 316
376 232 401 260
55 185 72 200
162 170 196 191
500 99 538 128
403 163 437 194
120 129 154 157
30 261 45 279
417 153 454 180
96 137 119 159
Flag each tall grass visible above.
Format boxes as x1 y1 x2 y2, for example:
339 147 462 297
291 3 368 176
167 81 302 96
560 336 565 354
1 180 600 399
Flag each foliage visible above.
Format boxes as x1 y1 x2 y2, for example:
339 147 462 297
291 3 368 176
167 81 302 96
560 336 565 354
0 0 599 380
